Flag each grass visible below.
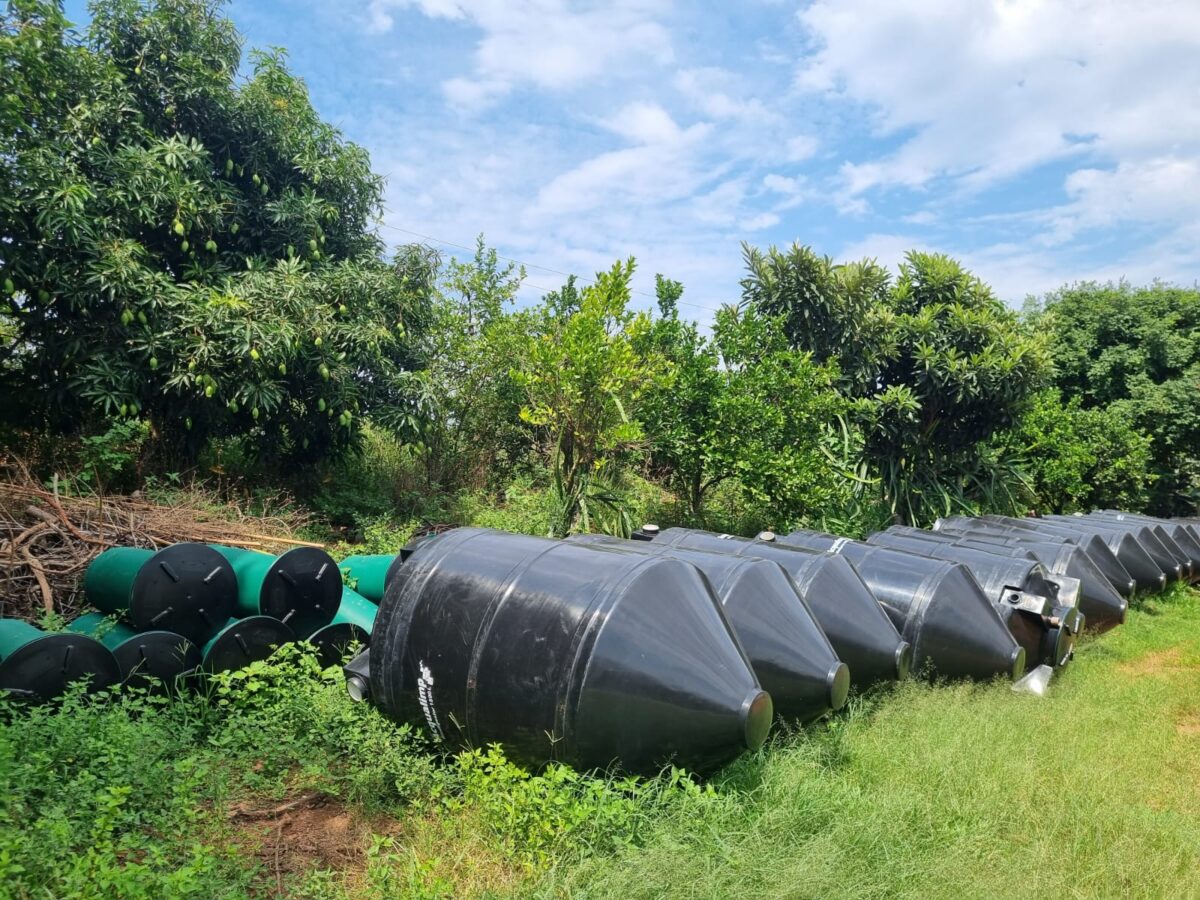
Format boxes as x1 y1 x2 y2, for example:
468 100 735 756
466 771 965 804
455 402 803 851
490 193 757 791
0 587 1197 898
541 583 1200 899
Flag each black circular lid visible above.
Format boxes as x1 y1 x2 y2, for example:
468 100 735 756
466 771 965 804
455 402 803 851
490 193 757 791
257 547 340 636
741 690 774 750
110 631 202 692
130 543 237 646
0 634 121 702
202 617 295 673
304 622 369 669
1011 646 1027 680
827 662 851 711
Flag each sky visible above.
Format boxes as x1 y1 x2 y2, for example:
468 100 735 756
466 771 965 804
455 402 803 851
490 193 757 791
65 0 1200 319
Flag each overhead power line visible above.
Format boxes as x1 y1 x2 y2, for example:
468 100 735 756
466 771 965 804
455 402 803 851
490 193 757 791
377 218 731 317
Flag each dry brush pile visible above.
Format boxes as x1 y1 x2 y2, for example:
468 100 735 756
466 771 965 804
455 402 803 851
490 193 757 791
0 458 320 622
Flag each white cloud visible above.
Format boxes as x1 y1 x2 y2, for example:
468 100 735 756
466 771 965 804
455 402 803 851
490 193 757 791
672 66 778 124
785 135 818 162
794 0 1200 291
532 119 715 220
740 212 781 231
601 101 683 145
369 0 674 109
796 0 1200 196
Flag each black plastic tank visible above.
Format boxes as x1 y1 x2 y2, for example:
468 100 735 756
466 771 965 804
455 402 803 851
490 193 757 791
84 543 237 646
67 612 201 691
633 527 911 689
210 545 341 636
0 618 122 702
566 533 848 721
936 516 1137 597
774 532 1025 681
371 527 773 774
1087 512 1200 582
865 531 1082 669
979 515 1166 592
1044 515 1185 584
200 616 295 673
922 526 1126 632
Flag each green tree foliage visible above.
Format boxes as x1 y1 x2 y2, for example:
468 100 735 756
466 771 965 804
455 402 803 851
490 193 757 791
1037 281 1200 514
514 260 657 537
743 244 1051 524
639 277 843 525
413 236 531 491
0 0 430 463
993 390 1154 514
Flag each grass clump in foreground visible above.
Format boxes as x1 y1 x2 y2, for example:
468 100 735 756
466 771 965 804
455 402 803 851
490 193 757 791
0 586 1197 898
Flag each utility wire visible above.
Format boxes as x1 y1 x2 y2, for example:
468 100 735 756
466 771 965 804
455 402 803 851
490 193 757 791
377 218 731 317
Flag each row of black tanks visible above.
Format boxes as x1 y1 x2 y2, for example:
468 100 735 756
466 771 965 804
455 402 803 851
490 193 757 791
345 511 1193 775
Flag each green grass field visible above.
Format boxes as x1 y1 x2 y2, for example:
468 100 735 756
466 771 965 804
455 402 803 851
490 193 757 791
2 585 1198 899
543 584 1200 899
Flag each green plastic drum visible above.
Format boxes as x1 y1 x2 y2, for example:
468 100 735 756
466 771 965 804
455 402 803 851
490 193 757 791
302 587 377 667
68 612 200 691
0 618 121 702
200 616 295 673
333 586 378 631
210 545 340 636
338 554 403 602
83 543 236 645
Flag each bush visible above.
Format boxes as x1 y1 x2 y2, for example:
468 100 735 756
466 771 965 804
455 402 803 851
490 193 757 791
994 390 1154 513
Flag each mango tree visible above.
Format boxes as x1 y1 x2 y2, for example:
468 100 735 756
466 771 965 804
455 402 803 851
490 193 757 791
513 260 658 537
0 0 430 463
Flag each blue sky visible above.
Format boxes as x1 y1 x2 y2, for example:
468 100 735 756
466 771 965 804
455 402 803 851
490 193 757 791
66 0 1200 318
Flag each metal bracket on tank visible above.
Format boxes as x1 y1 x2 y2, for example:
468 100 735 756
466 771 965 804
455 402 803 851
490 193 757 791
1047 575 1082 610
1004 590 1052 617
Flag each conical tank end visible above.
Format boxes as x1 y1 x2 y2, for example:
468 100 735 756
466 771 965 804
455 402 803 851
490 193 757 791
570 558 772 774
1110 537 1167 592
896 642 914 681
1065 557 1128 632
828 663 851 711
913 565 1026 681
721 562 845 723
1011 646 1028 680
741 690 773 750
0 634 121 702
794 555 909 690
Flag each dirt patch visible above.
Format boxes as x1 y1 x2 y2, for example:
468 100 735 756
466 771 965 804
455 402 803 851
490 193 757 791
232 794 398 895
1177 713 1200 737
1119 645 1198 676
230 795 529 897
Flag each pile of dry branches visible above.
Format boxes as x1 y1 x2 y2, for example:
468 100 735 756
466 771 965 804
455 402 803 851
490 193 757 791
0 459 322 623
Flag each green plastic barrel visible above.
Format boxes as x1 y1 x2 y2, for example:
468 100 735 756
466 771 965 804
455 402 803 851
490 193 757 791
333 586 378 631
200 616 295 673
338 554 403 602
83 543 236 645
210 545 340 635
0 618 121 702
68 612 200 691
302 586 377 668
